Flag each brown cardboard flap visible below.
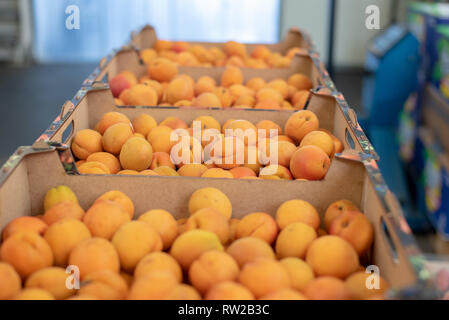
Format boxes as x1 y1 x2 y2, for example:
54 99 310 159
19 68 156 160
0 147 417 289
129 25 313 53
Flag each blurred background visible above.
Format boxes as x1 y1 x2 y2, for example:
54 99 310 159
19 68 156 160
1 0 449 250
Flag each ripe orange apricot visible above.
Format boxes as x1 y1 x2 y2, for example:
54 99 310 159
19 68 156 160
324 199 360 231
246 77 267 92
95 190 134 219
214 87 234 108
72 129 103 160
134 252 182 282
14 288 55 300
128 272 178 300
102 122 134 155
138 209 178 250
86 152 121 174
166 77 194 104
275 222 317 259
303 277 352 300
194 76 216 96
43 201 85 225
132 114 158 137
25 267 73 300
147 57 178 82
235 212 278 244
0 232 53 278
127 84 158 106
226 237 275 267
95 112 131 135
147 125 175 154
0 262 22 300
280 257 315 291
223 41 247 58
189 250 239 294
185 208 230 244
44 218 91 266
285 110 320 143
78 270 128 300
83 200 131 240
119 137 153 171
112 221 163 272
68 237 120 280
192 92 222 108
2 216 47 241
188 187 232 219
276 199 320 230
288 73 313 90
345 271 389 300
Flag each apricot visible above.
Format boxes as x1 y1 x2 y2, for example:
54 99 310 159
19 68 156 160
292 90 310 110
275 222 317 259
318 128 344 154
300 130 335 158
119 136 154 171
148 151 174 170
102 122 133 155
256 87 283 105
185 208 230 244
160 117 188 130
0 262 22 300
177 163 208 177
170 230 224 270
77 161 110 174
303 277 352 300
0 232 53 278
255 99 281 110
95 112 131 135
95 190 134 219
238 259 290 298
234 94 256 108
86 152 121 174
259 165 292 180
2 216 47 241
71 129 103 160
236 212 278 244
139 169 159 176
128 272 178 300
68 237 120 279
25 267 73 300
43 201 84 225
205 281 255 300
225 120 257 146
138 209 178 250
117 170 140 175
258 139 296 167
14 288 55 300
276 199 320 230
246 77 266 92
268 79 289 99
140 48 157 64
285 110 319 143
78 270 128 300
230 166 256 178
256 120 282 139
244 145 262 174
127 83 158 106
109 74 133 98
147 57 178 82
306 235 359 279
251 45 271 60
229 84 253 99
278 135 295 144
132 114 157 137
112 221 162 272
226 237 275 267
189 250 239 294
193 115 221 132
224 41 247 58
289 146 330 180
192 92 222 108
288 73 313 90
174 100 192 107
134 252 182 282
188 187 232 219
194 76 216 96
75 160 85 168
280 258 314 291
153 166 179 176
83 200 131 240
214 87 233 108
324 199 359 231
329 211 374 256
44 218 91 266
165 284 201 300
166 77 194 104
201 168 234 179
228 218 240 243
176 51 199 66
67 294 97 300
345 271 389 300
147 125 174 154
260 288 308 300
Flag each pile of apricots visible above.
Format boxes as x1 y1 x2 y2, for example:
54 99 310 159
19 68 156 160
0 185 387 300
141 39 302 69
70 109 343 180
109 64 313 110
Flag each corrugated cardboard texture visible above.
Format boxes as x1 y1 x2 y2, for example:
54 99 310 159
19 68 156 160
0 149 417 289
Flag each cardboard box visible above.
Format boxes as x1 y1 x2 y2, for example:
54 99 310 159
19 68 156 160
38 83 377 161
0 143 423 292
84 46 335 92
128 24 314 56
